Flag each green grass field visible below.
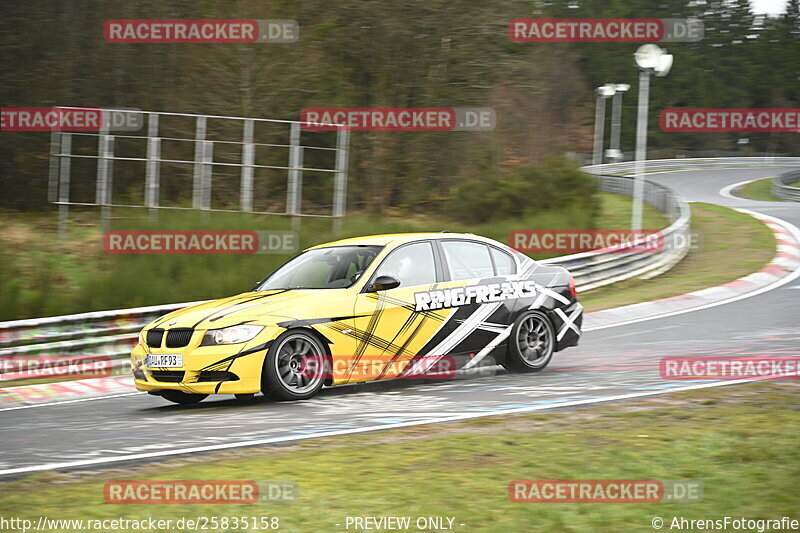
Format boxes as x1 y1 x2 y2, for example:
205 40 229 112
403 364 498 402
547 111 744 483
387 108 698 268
1 382 796 532
733 177 782 202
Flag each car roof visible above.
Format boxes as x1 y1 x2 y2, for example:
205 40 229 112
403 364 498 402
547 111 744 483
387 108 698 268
307 232 496 250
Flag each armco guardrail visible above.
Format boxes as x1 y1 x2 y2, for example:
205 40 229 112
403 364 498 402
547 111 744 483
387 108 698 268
0 302 209 380
3 156 797 384
582 156 800 176
543 174 690 292
773 170 800 202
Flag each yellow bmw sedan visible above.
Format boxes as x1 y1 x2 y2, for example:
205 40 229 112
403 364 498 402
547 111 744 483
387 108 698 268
131 232 582 404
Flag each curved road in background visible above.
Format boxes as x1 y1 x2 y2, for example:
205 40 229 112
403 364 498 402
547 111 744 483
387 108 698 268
1 166 798 477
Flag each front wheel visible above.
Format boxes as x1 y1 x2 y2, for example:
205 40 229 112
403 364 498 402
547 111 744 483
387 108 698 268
502 311 555 373
262 330 327 401
158 390 208 404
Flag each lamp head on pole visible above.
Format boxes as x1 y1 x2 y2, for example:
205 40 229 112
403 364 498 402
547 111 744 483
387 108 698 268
596 84 617 98
656 54 673 77
634 44 673 76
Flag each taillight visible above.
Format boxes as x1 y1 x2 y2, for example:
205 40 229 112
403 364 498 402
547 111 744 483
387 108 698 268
569 276 577 298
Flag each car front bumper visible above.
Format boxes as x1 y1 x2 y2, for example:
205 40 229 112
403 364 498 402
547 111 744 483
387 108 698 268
130 330 279 395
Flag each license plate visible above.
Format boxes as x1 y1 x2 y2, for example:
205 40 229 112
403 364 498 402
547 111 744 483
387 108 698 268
146 354 183 368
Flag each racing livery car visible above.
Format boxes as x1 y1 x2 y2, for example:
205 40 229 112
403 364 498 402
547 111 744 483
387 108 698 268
131 233 583 404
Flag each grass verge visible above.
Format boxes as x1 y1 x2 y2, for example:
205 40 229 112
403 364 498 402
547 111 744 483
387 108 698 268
1 382 797 532
580 203 776 312
733 177 783 202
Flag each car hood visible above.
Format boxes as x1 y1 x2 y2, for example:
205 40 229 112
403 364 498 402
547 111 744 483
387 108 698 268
147 289 355 330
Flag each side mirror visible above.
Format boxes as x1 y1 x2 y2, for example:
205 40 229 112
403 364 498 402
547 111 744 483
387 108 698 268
251 281 261 291
369 275 400 292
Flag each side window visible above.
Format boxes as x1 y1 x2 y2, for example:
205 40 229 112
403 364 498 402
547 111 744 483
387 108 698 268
490 247 516 276
374 242 436 288
441 241 494 281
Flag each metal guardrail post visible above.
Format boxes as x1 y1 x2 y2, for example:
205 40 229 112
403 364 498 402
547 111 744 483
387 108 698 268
96 120 114 232
57 133 72 245
297 146 304 225
332 127 349 234
192 116 207 210
201 140 213 212
145 113 161 218
240 119 255 212
47 131 60 204
287 121 302 230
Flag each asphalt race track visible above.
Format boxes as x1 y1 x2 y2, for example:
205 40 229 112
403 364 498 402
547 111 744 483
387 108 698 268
1 167 798 478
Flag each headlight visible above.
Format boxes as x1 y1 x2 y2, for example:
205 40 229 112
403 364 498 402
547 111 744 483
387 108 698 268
202 325 265 345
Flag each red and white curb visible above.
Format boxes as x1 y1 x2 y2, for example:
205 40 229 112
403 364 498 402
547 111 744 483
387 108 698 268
0 376 137 410
584 209 800 330
2 211 798 411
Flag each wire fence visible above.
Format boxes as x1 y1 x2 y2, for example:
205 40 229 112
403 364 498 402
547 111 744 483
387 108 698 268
48 108 350 240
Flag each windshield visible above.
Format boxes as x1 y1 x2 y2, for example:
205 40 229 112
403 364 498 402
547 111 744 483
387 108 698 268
257 245 383 290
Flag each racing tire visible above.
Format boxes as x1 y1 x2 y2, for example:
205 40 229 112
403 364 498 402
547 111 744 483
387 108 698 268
262 330 327 401
502 310 555 373
159 390 208 404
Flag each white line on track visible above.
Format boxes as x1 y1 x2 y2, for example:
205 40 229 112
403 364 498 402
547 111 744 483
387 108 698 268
0 392 140 412
600 324 680 340
0 378 759 477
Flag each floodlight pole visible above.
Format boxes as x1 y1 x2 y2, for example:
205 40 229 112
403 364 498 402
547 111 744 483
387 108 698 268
592 83 616 165
592 92 607 166
608 85 628 161
592 86 614 166
631 69 650 232
631 44 672 232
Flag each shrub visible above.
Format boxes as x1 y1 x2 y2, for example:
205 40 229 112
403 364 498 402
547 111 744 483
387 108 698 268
445 158 600 224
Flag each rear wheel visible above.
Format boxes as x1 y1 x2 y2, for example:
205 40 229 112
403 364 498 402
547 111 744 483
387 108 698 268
158 390 208 404
502 311 555 373
262 330 327 400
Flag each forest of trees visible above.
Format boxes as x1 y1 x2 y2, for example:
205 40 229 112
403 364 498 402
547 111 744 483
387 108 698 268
1 0 798 212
